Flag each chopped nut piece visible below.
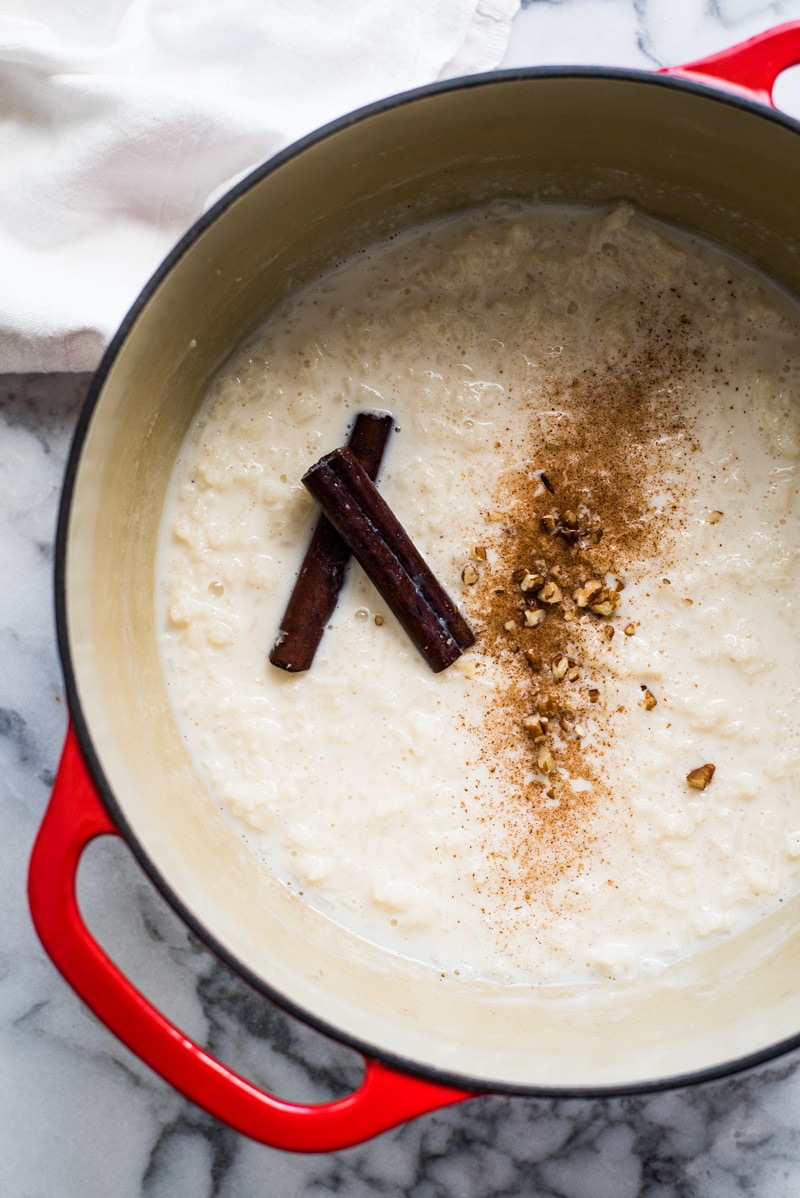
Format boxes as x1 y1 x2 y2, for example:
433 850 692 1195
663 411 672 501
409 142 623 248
592 600 616 617
574 724 587 739
520 572 545 592
588 687 600 703
524 650 543 672
589 589 622 617
459 656 477 679
560 717 574 734
469 545 488 561
461 562 480 585
374 614 385 627
537 746 555 775
539 696 559 717
687 763 715 790
642 688 657 710
523 714 547 742
566 666 580 682
573 579 604 609
537 504 607 546
504 619 517 632
552 655 569 681
603 625 615 642
624 623 636 636
707 510 723 524
538 579 562 604
487 510 506 522
540 471 555 493
524 608 545 628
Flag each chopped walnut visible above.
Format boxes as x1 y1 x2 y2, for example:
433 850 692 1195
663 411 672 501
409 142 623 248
624 623 636 637
589 589 622 617
524 650 543 672
524 608 545 628
520 572 545 592
537 746 555 775
588 687 600 703
687 763 715 790
537 579 562 604
469 545 488 561
539 505 603 546
574 579 604 609
461 562 480 585
523 714 547 742
504 619 517 632
459 656 477 679
551 655 569 681
642 688 657 710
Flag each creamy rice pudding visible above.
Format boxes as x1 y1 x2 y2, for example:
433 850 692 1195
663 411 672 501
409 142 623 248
157 200 800 985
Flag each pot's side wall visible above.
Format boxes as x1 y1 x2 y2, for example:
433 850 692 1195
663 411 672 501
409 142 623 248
64 74 800 1091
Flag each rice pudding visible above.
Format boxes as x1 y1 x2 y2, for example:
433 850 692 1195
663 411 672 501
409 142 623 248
157 200 800 985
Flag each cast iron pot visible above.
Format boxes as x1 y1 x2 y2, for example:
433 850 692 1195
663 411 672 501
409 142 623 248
28 22 800 1152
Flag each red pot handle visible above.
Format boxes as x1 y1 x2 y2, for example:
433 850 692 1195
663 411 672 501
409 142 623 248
28 724 473 1152
661 20 800 106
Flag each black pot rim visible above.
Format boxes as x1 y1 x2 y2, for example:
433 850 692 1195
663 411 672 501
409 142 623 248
54 62 800 1100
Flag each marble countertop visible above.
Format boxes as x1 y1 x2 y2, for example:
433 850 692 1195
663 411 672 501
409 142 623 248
8 3 800 1195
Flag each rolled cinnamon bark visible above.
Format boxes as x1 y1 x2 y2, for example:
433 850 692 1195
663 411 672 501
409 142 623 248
302 446 475 673
269 411 393 672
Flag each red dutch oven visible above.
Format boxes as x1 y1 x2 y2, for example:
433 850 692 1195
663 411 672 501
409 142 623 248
28 23 800 1152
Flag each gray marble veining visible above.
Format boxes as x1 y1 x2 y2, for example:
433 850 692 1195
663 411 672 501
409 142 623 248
8 1 800 1193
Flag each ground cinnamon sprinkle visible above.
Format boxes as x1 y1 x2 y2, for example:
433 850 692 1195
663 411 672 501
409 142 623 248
460 313 700 937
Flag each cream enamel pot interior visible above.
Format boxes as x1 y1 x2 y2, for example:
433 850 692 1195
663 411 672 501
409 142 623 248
28 23 800 1153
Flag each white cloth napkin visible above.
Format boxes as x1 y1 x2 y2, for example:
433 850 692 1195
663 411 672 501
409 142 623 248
0 0 519 372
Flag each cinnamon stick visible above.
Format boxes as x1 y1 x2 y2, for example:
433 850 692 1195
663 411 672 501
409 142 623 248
302 446 475 672
269 411 393 672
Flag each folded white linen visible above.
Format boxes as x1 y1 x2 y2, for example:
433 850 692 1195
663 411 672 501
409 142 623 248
0 0 518 372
